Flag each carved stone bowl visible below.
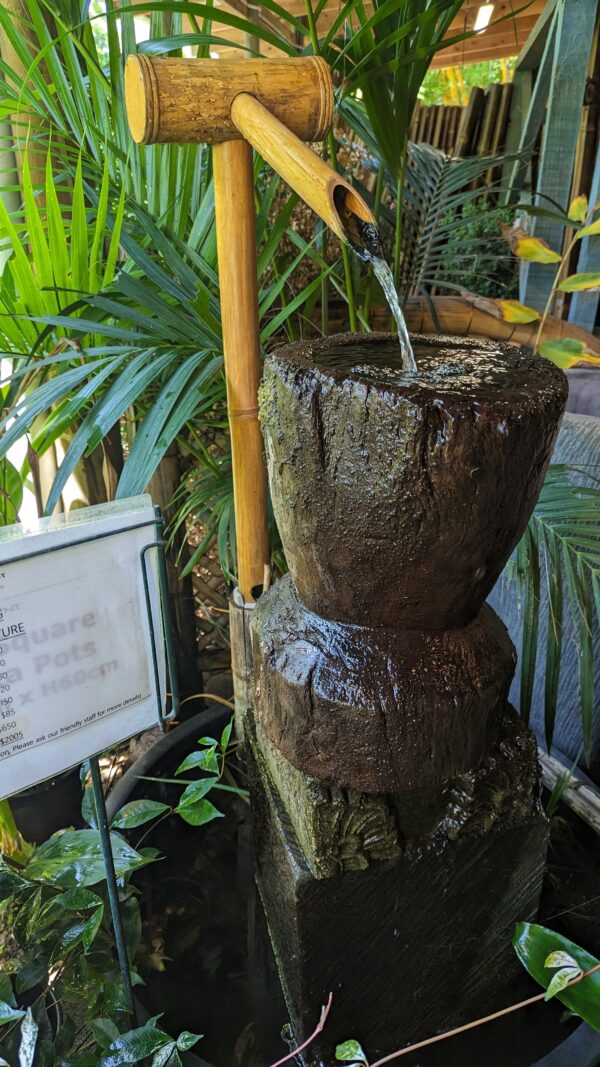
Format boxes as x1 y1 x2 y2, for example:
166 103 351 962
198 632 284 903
259 333 567 630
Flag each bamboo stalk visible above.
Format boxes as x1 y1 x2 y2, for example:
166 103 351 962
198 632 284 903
212 139 269 603
125 54 333 144
485 82 513 186
455 86 485 157
432 105 445 148
538 749 600 835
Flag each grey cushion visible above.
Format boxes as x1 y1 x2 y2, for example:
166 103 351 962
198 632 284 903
488 412 600 781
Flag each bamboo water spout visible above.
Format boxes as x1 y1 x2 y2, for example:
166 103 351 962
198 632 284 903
125 54 378 602
229 93 376 248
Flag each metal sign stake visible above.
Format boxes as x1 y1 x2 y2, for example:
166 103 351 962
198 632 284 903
89 754 138 1024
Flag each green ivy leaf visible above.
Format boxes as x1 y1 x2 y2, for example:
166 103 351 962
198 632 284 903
82 904 105 951
98 1021 172 1065
151 1043 181 1067
514 923 600 1028
15 960 48 997
18 1009 38 1067
175 778 218 810
0 975 15 1007
545 967 582 1001
111 800 170 830
176 1031 202 1052
335 1040 367 1063
220 721 233 752
53 888 103 911
175 798 224 827
0 858 30 902
90 1018 121 1051
25 830 151 887
175 749 219 775
82 786 97 828
0 1000 25 1025
121 894 142 960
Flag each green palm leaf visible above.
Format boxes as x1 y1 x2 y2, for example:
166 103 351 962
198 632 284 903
521 465 600 762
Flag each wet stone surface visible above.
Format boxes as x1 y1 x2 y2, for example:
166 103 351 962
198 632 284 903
259 332 567 630
252 574 516 792
250 706 540 878
250 715 549 1060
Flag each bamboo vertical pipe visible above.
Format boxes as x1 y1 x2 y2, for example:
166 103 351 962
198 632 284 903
212 139 269 603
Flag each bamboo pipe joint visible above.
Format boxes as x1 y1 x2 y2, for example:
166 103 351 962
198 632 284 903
125 55 334 144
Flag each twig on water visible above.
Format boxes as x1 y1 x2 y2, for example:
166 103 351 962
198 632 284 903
268 993 333 1067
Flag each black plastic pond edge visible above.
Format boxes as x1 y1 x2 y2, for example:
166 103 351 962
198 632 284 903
106 709 600 1067
105 707 228 824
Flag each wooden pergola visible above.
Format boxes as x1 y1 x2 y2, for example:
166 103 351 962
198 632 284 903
206 0 546 66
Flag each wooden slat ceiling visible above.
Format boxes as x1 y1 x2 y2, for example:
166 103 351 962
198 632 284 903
206 0 546 66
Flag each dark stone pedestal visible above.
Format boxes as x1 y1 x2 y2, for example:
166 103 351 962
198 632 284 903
249 713 548 1063
253 576 516 792
251 335 564 1061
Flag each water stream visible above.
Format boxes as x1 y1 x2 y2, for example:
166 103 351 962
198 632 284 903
337 196 417 373
371 256 417 373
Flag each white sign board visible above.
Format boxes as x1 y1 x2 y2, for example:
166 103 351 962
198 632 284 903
0 496 166 800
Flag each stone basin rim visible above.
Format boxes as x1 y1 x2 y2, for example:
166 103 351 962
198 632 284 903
267 330 568 407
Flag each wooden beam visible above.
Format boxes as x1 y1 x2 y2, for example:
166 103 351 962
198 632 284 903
210 0 545 64
516 0 558 69
521 0 599 311
505 7 558 202
430 16 539 68
501 67 532 190
569 143 600 330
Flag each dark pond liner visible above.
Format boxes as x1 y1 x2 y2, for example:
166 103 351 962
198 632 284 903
106 711 600 1067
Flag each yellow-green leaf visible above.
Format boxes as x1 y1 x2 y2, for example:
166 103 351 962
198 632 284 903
514 237 562 264
576 218 600 239
538 338 600 368
568 195 588 222
497 300 540 324
558 272 600 292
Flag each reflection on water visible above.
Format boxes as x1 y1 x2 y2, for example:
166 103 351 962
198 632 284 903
313 339 543 399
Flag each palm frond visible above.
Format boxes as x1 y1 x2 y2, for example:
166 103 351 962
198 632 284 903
520 464 600 763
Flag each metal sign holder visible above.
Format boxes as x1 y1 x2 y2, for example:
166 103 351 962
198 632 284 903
1 504 180 1024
